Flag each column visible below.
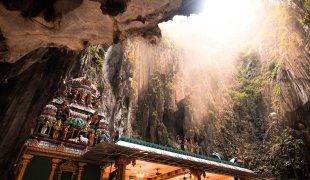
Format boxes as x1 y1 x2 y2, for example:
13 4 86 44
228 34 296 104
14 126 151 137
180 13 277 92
190 169 202 180
115 157 128 180
77 162 87 180
49 158 61 180
17 154 34 180
100 166 105 180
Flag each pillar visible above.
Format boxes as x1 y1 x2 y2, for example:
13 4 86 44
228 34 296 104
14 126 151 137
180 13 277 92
115 157 128 180
190 169 202 180
17 154 33 180
193 174 201 180
100 166 105 180
77 162 87 180
49 158 61 180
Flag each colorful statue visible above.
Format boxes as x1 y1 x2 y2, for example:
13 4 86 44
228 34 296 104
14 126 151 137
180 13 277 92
88 130 95 146
89 111 99 127
61 126 69 141
79 89 87 105
85 93 92 106
72 89 79 102
82 124 89 131
79 135 88 145
56 101 70 121
52 120 62 139
40 119 51 135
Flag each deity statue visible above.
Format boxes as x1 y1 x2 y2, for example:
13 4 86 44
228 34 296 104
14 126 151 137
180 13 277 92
62 86 68 97
85 93 92 106
61 126 69 141
72 89 79 102
194 142 200 154
79 124 89 138
176 135 182 149
89 111 99 127
183 138 188 151
67 86 72 98
79 89 88 105
95 119 110 143
88 130 95 146
52 119 62 139
82 124 89 132
56 101 70 121
40 118 51 135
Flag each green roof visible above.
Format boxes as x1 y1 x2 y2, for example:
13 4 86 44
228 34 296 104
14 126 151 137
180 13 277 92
116 137 243 168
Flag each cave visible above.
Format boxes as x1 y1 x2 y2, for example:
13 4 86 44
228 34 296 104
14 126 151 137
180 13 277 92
0 0 310 179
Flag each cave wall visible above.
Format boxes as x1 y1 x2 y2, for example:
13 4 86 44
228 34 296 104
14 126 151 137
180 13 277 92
101 37 221 155
0 47 81 179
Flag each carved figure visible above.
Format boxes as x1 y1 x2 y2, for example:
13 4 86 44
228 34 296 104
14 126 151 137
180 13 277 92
79 135 88 145
40 119 50 134
89 111 99 126
194 142 200 154
56 101 70 121
52 119 62 139
72 89 79 101
88 130 95 146
82 124 89 131
61 126 69 141
68 137 79 143
85 93 92 106
79 89 87 105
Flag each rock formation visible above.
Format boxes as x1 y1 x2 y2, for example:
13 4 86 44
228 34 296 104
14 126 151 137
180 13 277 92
0 0 204 179
0 0 204 63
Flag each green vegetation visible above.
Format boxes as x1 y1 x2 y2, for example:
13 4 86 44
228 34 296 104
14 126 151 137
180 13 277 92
228 51 266 104
305 0 310 11
244 127 305 177
89 46 105 72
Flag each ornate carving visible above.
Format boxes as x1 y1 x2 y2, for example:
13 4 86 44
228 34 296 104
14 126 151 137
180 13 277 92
56 142 65 151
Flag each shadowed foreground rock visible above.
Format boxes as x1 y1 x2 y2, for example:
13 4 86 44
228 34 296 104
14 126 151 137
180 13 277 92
0 48 81 179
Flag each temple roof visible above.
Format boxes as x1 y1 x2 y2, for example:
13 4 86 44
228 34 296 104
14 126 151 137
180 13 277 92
82 137 265 178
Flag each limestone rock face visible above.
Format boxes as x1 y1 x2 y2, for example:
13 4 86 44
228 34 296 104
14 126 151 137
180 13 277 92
0 48 81 179
0 0 203 63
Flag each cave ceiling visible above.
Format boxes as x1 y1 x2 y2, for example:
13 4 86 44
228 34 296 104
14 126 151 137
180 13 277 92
0 0 203 63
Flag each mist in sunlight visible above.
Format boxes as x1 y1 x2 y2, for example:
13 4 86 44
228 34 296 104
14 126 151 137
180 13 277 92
157 0 268 122
159 0 264 56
